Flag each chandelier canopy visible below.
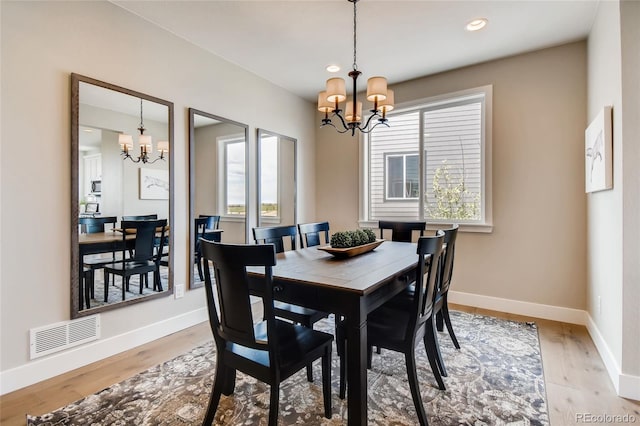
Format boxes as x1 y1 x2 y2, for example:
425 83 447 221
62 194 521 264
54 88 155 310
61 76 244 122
119 99 168 164
318 0 394 136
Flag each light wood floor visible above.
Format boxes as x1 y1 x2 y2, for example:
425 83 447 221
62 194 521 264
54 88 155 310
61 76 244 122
1 304 638 425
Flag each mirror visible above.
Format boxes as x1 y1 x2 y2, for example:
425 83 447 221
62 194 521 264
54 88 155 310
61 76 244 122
71 73 174 318
189 108 248 288
256 129 297 228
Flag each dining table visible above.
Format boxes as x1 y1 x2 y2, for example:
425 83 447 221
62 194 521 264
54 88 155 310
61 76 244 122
247 240 419 426
77 226 169 310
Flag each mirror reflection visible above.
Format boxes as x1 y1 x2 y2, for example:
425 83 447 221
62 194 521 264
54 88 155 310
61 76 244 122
72 74 174 318
189 108 248 288
257 129 296 227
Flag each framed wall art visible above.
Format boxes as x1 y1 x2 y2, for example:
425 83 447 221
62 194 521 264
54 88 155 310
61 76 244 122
139 167 169 200
585 106 612 193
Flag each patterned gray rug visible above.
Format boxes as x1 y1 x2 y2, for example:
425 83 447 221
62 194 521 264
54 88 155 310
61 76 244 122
27 311 548 425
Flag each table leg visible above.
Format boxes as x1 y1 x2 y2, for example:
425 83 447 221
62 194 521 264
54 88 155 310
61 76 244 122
346 300 367 426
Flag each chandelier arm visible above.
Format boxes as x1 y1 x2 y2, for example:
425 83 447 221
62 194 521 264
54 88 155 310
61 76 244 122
332 110 352 133
361 111 382 130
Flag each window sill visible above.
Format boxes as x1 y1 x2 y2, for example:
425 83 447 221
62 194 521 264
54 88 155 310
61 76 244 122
358 220 493 234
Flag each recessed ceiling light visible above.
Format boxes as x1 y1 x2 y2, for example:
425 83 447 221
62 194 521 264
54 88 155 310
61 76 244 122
466 18 488 32
326 64 340 73
83 128 94 132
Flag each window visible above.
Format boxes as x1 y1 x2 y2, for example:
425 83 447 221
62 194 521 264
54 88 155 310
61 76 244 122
363 86 492 229
386 153 419 199
259 134 279 218
219 136 246 216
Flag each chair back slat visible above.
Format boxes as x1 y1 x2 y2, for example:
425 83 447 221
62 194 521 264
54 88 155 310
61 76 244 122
79 216 117 234
201 241 276 350
409 231 444 336
378 220 426 242
298 221 330 248
121 219 166 262
252 225 297 253
438 225 459 296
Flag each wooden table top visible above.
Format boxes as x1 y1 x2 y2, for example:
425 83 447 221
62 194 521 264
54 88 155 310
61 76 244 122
249 241 418 295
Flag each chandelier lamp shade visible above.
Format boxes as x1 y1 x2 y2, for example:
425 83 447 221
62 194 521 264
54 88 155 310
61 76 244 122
119 99 168 164
318 0 394 136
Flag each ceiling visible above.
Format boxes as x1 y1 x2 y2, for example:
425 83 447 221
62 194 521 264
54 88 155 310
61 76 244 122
111 0 599 102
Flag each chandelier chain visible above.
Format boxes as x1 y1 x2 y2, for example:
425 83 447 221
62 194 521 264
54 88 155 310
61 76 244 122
352 0 357 71
139 99 145 132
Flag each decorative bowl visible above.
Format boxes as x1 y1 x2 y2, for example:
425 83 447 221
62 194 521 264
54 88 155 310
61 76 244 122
317 239 384 259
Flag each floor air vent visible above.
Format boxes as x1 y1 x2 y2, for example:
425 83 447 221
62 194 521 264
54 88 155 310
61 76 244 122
30 315 100 359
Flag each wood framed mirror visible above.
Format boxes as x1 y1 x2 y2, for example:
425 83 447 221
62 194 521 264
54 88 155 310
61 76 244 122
189 108 248 288
71 73 174 318
256 129 297 228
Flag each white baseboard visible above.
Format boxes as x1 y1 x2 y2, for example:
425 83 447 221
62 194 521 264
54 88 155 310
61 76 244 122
448 290 588 324
586 314 640 401
0 308 208 395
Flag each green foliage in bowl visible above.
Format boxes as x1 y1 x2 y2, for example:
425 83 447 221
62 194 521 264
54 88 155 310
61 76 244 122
330 228 377 248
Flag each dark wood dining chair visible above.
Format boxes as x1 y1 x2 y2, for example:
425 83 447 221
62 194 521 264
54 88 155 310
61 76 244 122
297 221 330 248
121 214 160 259
79 216 118 307
193 217 208 281
253 225 298 252
199 214 221 231
252 225 330 381
104 219 167 301
199 240 333 426
378 220 426 242
336 231 445 426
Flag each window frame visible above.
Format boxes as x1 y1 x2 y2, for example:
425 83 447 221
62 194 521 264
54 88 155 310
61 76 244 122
359 85 493 233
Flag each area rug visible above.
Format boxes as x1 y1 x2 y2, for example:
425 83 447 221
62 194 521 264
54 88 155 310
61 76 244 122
27 311 549 425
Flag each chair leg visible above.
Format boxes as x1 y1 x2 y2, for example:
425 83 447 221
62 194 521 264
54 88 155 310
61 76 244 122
339 351 347 399
442 299 460 349
202 356 227 426
322 345 332 418
436 311 444 332
405 351 429 426
429 317 447 377
139 274 145 294
306 363 314 382
367 345 373 369
424 320 446 390
104 271 109 302
268 384 280 426
197 255 204 281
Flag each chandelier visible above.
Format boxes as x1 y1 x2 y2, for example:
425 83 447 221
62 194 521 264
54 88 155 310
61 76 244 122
119 99 168 164
317 0 394 136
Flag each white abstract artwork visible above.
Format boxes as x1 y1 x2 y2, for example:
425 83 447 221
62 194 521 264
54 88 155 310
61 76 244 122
139 168 169 200
585 106 612 193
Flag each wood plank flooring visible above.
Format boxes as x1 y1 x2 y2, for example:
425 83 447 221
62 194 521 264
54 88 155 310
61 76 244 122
1 304 638 425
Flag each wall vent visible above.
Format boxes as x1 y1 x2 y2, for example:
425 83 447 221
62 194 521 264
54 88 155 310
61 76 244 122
30 315 100 359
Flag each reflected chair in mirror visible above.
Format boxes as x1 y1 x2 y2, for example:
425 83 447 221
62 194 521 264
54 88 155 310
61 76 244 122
253 225 330 382
297 221 330 248
200 240 333 426
378 220 427 242
104 219 167 301
79 216 118 308
193 217 209 281
121 214 158 221
336 232 445 426
199 214 221 230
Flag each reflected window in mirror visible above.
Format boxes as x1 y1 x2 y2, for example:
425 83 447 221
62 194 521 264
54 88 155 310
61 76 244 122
189 108 248 289
257 129 296 227
71 73 174 319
